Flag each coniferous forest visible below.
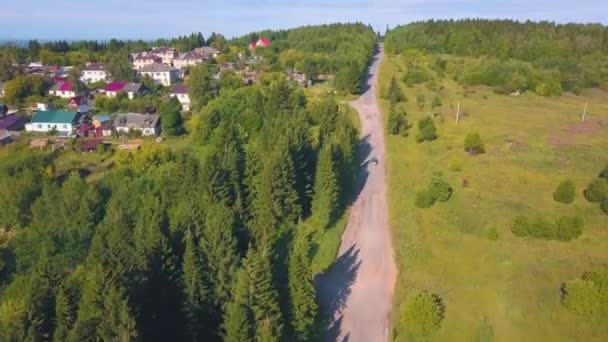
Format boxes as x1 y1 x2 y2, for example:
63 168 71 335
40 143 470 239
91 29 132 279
0 25 371 341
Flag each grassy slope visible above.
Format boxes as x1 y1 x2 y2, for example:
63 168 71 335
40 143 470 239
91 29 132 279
380 54 608 341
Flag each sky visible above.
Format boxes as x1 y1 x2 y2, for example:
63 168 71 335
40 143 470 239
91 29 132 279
1 0 607 40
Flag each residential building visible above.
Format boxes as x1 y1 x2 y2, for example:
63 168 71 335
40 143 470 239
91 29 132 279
169 85 191 111
0 114 28 131
92 115 111 128
288 71 312 88
133 53 162 70
81 62 109 83
48 81 78 99
114 113 161 136
138 64 180 86
25 110 79 135
151 47 178 65
249 37 271 50
104 82 143 99
194 46 220 58
173 51 205 69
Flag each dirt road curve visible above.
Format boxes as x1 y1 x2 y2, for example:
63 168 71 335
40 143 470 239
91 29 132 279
316 45 397 342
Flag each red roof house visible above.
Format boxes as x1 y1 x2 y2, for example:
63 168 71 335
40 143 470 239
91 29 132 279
105 82 127 92
249 37 271 50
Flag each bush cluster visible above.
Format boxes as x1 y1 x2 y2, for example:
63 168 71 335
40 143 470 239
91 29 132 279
416 117 437 143
464 132 485 155
415 173 452 208
399 291 444 340
563 270 608 315
511 215 583 241
553 179 576 204
584 166 608 215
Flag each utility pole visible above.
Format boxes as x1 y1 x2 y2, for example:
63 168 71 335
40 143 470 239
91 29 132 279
582 102 589 121
456 103 461 124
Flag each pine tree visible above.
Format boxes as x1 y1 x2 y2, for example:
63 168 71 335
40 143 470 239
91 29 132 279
311 143 339 229
255 317 279 342
223 267 253 342
288 236 318 340
24 252 57 341
98 285 138 342
388 75 405 104
69 264 106 341
53 285 76 341
181 229 208 341
244 247 283 340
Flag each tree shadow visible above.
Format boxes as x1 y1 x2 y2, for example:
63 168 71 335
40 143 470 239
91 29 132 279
314 245 361 341
358 45 379 95
349 134 373 206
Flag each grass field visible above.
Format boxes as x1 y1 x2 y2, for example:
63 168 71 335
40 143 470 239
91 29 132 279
380 54 608 341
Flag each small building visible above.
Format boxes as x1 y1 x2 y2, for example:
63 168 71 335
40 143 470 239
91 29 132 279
169 85 191 111
194 47 220 58
133 53 162 70
114 113 160 136
81 62 109 83
151 47 178 65
0 114 28 132
48 81 78 99
92 115 111 128
26 110 79 135
104 82 143 99
138 64 180 86
249 37 271 50
288 71 311 88
173 51 205 69
81 139 105 153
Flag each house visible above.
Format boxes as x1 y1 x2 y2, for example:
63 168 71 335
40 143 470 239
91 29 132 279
151 47 178 65
114 113 160 136
0 114 28 131
249 37 271 50
138 64 180 86
173 52 205 69
78 122 112 138
133 53 162 70
25 110 79 135
104 82 143 99
92 115 111 128
169 85 191 111
48 81 78 99
81 63 109 83
194 47 220 58
288 71 311 88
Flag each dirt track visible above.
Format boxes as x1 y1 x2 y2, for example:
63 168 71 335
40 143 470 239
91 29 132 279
316 45 397 342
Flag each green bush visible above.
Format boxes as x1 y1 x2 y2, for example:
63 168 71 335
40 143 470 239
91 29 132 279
416 117 437 143
400 292 444 340
464 132 485 155
428 173 452 202
486 227 499 241
431 95 442 108
584 178 608 203
563 270 608 315
415 190 435 208
553 179 576 204
599 165 608 179
511 215 583 241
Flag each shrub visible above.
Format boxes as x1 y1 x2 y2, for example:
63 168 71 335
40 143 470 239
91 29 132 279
400 292 444 340
416 93 426 109
555 216 584 241
464 132 485 155
431 95 442 108
486 227 499 240
599 165 608 179
416 117 437 143
553 179 575 204
449 158 462 172
563 270 608 315
415 190 435 208
511 215 583 241
428 173 452 202
583 178 608 203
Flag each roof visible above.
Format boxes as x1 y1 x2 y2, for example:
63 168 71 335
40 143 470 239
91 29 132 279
69 96 83 105
114 113 160 129
123 83 142 93
258 37 271 47
139 64 177 73
81 140 104 151
195 47 220 55
32 111 78 124
105 82 127 92
50 81 73 92
170 84 188 94
176 51 203 61
84 62 105 71
135 54 161 62
0 114 28 130
93 115 111 122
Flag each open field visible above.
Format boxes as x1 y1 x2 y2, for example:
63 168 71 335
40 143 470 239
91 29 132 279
380 54 608 341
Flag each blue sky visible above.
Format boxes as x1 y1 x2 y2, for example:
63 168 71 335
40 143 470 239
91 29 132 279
1 0 607 40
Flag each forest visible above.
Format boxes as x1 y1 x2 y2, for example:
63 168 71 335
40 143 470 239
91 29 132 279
0 24 375 341
385 20 608 94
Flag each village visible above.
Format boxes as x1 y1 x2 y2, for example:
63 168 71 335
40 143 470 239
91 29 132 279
0 36 319 151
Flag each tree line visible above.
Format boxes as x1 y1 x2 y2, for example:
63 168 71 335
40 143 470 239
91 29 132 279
0 75 360 341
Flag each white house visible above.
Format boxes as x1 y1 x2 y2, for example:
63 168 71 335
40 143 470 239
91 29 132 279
138 64 180 86
169 85 191 111
151 47 178 65
25 110 79 136
48 81 78 99
114 113 161 136
133 53 161 70
81 62 109 83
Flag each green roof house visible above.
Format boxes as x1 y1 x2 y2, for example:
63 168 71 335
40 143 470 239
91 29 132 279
26 111 80 135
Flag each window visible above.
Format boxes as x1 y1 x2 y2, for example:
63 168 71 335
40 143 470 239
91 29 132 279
63 124 68 129
36 124 42 129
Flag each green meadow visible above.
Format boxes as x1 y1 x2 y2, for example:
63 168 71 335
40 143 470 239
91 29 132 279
380 55 608 341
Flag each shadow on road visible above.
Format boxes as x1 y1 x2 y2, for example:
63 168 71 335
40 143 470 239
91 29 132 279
314 245 361 341
357 45 380 94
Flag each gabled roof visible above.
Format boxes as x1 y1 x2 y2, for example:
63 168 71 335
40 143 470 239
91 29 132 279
93 115 111 122
84 62 105 71
170 84 188 94
105 82 127 92
49 81 73 92
0 114 28 130
257 37 271 47
114 113 160 129
32 111 78 124
139 64 177 72
123 83 142 93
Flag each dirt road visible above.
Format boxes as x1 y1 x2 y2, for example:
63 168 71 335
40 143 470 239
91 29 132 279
316 45 397 342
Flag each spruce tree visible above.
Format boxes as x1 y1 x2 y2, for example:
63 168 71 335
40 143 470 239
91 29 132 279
98 285 138 342
181 229 208 341
388 75 405 104
311 143 339 229
223 267 253 342
288 235 318 341
24 253 57 341
69 264 106 341
53 285 76 341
